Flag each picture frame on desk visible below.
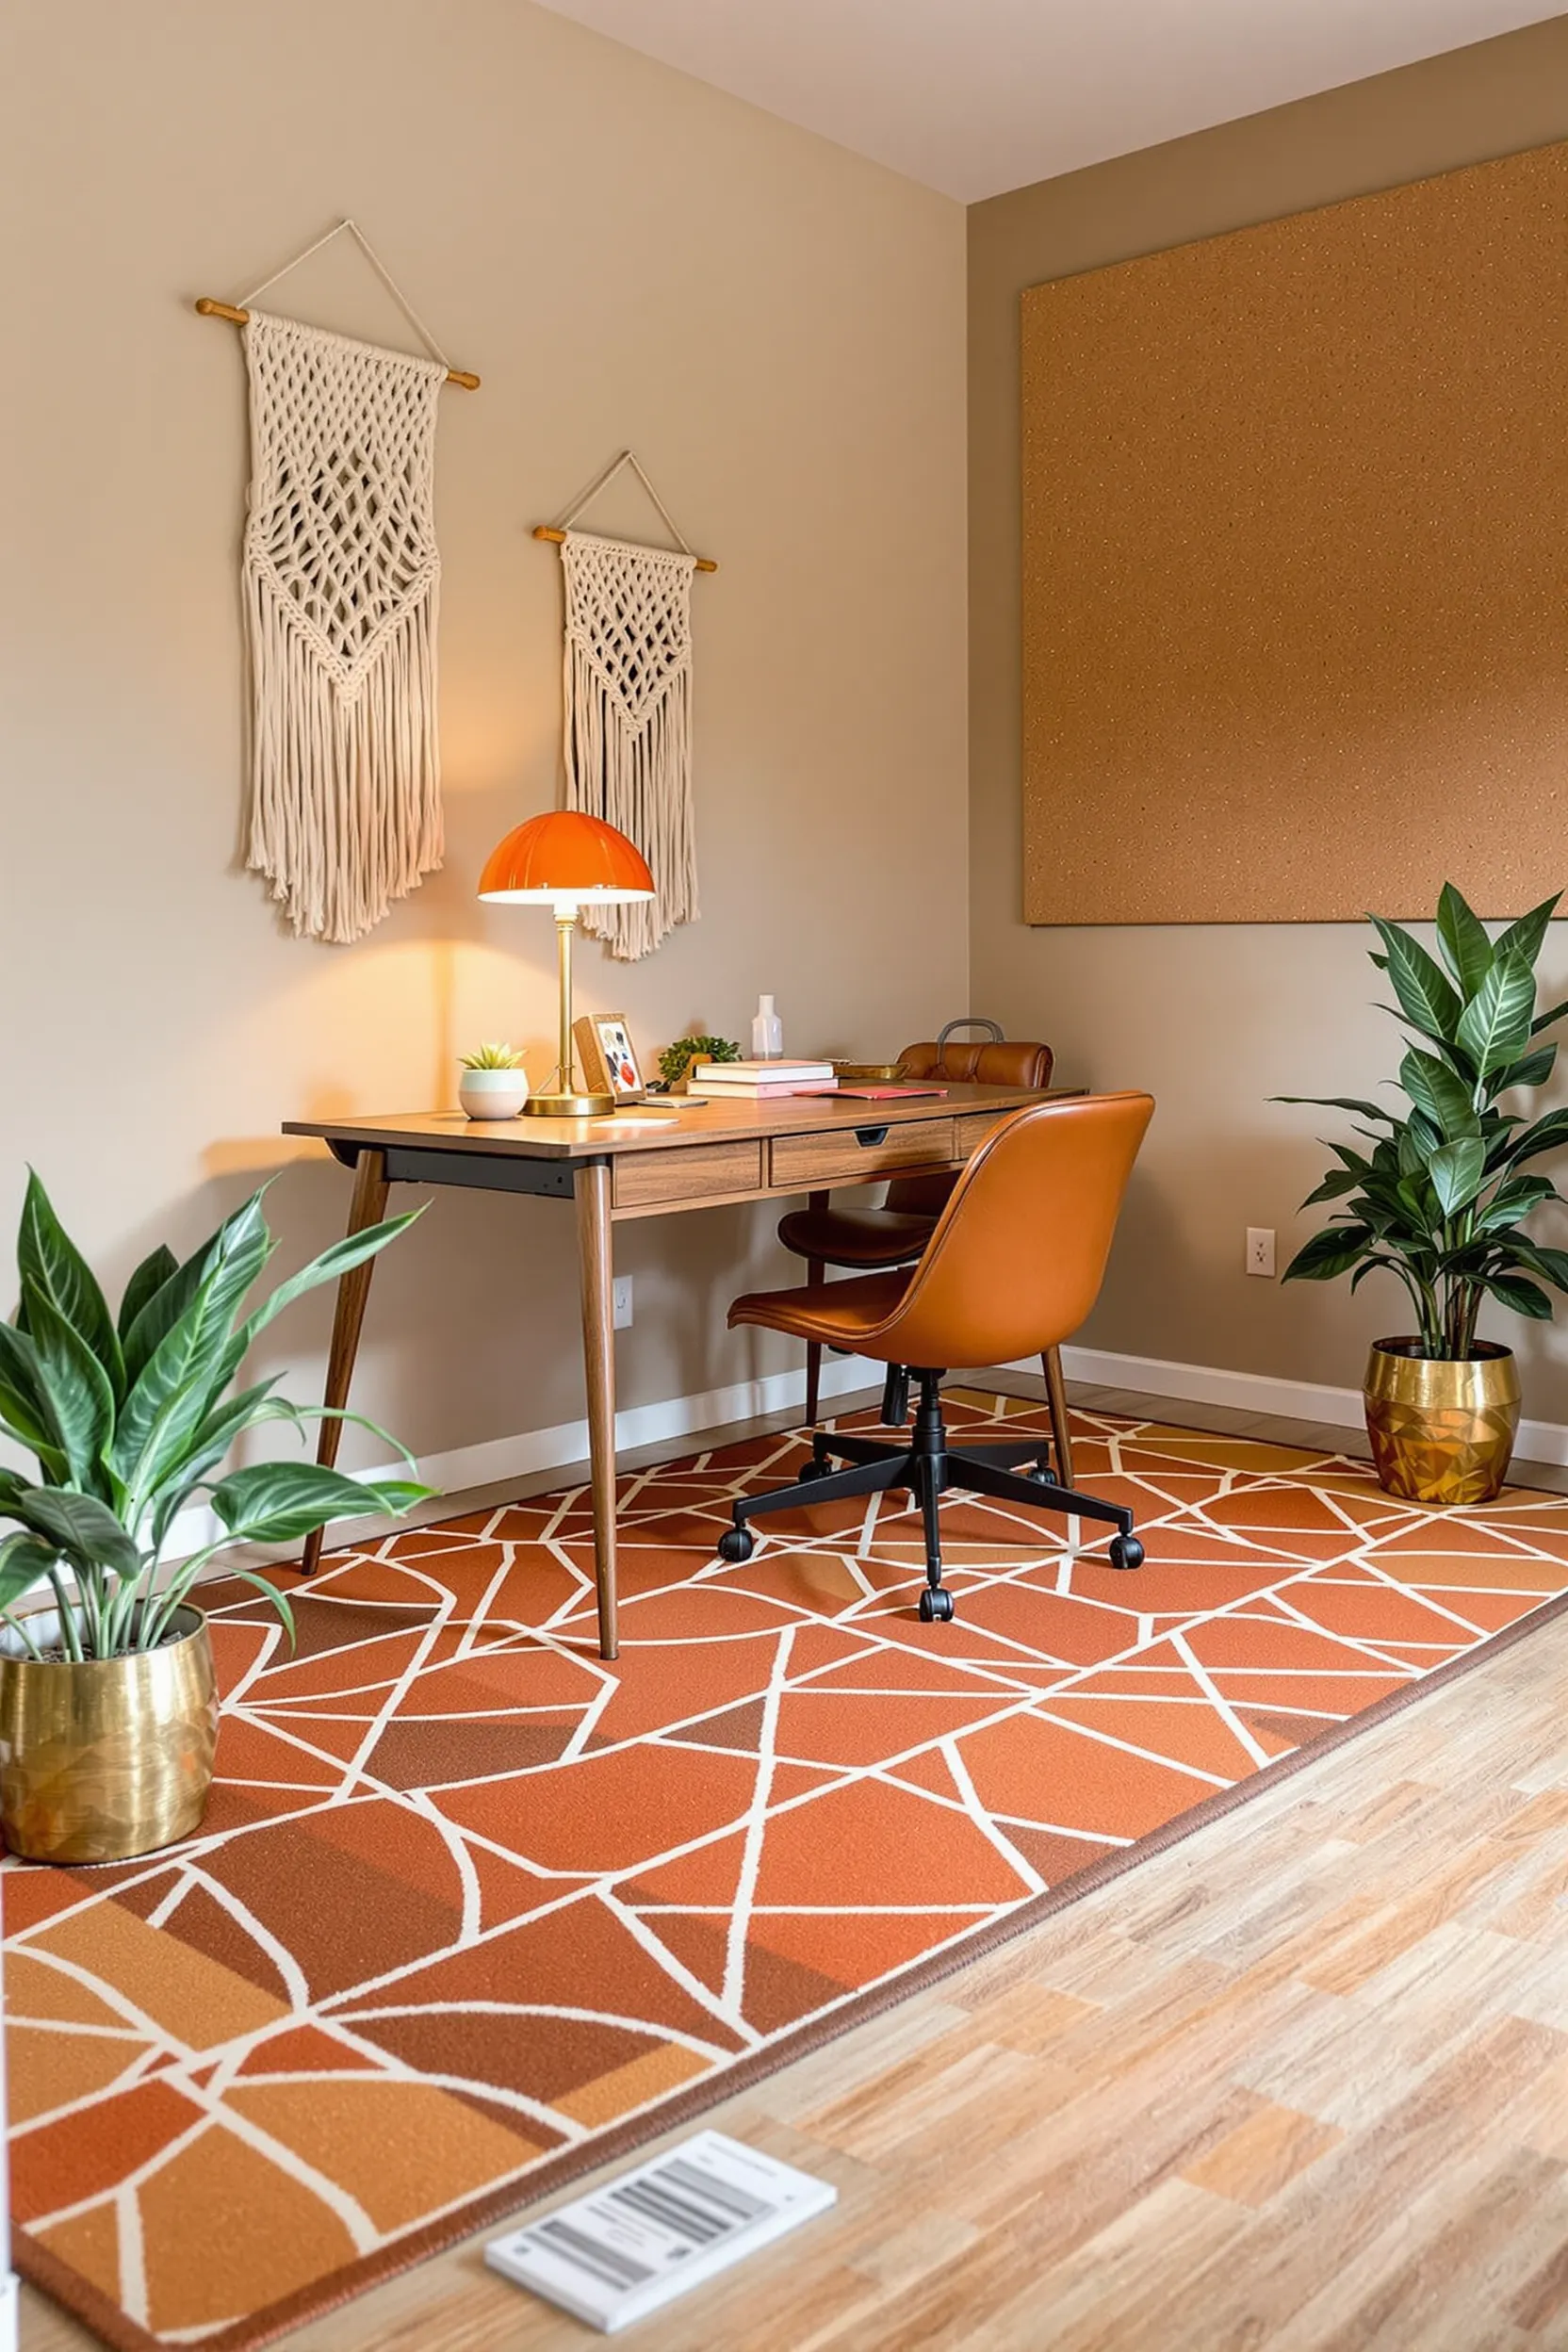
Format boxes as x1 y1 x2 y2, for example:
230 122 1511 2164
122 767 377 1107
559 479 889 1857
574 1013 646 1103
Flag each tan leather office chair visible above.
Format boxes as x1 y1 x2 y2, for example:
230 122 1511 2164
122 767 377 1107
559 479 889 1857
776 1032 1072 1478
721 1091 1154 1621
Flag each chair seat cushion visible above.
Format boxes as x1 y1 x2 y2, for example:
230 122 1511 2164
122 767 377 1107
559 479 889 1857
728 1269 910 1351
776 1205 939 1268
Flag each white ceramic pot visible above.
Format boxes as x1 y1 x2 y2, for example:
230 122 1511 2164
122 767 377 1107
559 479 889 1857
459 1068 530 1119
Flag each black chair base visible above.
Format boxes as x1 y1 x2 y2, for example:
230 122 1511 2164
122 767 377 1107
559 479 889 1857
715 1370 1143 1616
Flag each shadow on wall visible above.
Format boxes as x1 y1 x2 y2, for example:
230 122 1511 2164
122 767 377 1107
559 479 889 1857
1085 1105 1568 1398
1080 1157 1185 1360
1080 1134 1393 1384
95 1147 819 1484
79 1149 586 1478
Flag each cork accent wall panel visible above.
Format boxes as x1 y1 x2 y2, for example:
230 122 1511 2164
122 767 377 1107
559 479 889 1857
1021 139 1568 925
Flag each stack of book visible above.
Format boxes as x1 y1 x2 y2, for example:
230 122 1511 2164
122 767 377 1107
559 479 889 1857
698 1059 838 1098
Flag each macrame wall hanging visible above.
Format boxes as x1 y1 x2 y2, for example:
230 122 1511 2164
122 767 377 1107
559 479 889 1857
534 452 717 962
197 221 481 944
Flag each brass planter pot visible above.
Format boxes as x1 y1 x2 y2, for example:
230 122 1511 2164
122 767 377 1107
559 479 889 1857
0 1607 218 1864
1364 1340 1522 1506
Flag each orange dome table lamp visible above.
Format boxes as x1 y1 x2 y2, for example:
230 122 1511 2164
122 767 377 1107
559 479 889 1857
478 810 655 1117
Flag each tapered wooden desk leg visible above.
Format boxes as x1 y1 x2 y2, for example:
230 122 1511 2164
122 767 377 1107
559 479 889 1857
1042 1345 1075 1487
300 1149 390 1576
576 1162 618 1661
802 1190 829 1427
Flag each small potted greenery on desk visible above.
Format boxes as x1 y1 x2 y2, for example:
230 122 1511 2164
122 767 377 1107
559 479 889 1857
1279 884 1568 1504
657 1034 742 1092
459 1041 530 1119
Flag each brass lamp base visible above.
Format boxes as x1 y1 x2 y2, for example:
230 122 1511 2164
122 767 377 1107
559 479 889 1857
524 1088 615 1119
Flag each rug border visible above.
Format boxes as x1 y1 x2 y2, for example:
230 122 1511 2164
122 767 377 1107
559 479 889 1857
18 1486 1568 2352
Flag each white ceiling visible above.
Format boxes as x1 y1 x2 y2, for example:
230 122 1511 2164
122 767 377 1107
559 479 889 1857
535 0 1564 203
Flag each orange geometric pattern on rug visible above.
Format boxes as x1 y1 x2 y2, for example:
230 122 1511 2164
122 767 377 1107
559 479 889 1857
9 1396 1568 2351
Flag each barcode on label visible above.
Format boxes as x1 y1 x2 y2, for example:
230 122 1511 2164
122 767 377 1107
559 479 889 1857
534 2215 657 2291
601 2151 772 2246
486 2131 838 2332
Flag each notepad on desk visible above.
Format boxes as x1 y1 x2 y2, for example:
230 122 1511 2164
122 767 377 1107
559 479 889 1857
832 1084 948 1100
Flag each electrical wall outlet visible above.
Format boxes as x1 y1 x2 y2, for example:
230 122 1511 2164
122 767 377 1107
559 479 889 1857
1246 1228 1276 1279
612 1276 634 1330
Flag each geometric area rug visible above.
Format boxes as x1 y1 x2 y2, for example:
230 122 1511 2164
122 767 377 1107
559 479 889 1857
11 1394 1568 2352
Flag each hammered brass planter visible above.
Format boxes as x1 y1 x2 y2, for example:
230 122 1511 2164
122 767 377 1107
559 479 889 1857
0 1607 218 1864
1364 1341 1521 1506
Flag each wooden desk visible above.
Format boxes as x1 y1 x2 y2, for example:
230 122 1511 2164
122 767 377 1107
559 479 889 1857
284 1084 1063 1659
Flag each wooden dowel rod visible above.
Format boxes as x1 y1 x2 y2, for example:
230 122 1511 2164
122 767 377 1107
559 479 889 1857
194 297 481 389
532 522 718 574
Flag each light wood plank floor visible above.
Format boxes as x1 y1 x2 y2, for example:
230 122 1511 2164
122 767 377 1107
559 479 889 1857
23 1388 1568 2350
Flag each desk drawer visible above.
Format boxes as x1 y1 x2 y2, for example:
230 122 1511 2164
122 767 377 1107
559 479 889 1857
612 1139 763 1209
770 1118 956 1190
955 1110 1015 1159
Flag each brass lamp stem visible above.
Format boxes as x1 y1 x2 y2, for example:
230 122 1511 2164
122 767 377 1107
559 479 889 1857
558 910 574 1090
523 902 615 1118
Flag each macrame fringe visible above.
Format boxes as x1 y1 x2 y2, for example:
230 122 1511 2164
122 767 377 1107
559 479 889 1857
239 310 447 946
564 640 695 962
558 530 698 962
246 578 443 945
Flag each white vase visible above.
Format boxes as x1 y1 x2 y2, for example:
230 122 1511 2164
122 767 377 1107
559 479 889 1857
459 1068 530 1119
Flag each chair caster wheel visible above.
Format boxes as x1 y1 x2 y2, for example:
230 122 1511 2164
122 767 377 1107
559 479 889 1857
718 1527 756 1563
918 1587 956 1623
1027 1463 1051 1485
799 1457 831 1482
1107 1534 1144 1572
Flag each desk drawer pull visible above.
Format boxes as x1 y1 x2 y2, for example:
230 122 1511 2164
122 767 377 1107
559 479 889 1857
768 1117 956 1189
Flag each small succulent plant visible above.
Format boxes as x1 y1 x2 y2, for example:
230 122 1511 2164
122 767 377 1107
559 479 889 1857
459 1042 525 1070
657 1034 742 1086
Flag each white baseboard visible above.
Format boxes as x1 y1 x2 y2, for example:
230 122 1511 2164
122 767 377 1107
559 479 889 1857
1049 1343 1568 1470
406 1352 875 1497
164 1353 878 1563
33 1335 1568 1595
1054 1345 1364 1429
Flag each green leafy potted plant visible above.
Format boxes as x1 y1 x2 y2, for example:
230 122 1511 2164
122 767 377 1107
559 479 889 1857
0 1174 430 1862
1279 884 1568 1503
657 1034 741 1091
458 1041 530 1119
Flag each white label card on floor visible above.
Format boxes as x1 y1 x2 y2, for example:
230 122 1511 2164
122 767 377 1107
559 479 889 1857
484 2130 838 2332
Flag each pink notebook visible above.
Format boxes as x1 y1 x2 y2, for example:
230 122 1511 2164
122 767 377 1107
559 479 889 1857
832 1084 948 1100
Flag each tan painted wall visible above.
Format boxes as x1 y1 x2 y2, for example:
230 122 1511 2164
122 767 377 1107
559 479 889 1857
969 17 1568 1412
0 0 968 1476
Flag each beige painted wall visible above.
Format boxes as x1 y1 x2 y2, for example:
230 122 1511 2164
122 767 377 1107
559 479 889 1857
969 17 1568 1412
0 0 968 1477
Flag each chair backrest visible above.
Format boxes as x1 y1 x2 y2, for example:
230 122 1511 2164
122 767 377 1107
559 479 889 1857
895 1037 1054 1088
877 1091 1154 1369
886 1037 1054 1219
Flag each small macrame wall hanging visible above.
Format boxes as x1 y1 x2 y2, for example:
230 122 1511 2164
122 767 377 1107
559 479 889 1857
197 221 480 943
534 452 717 962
